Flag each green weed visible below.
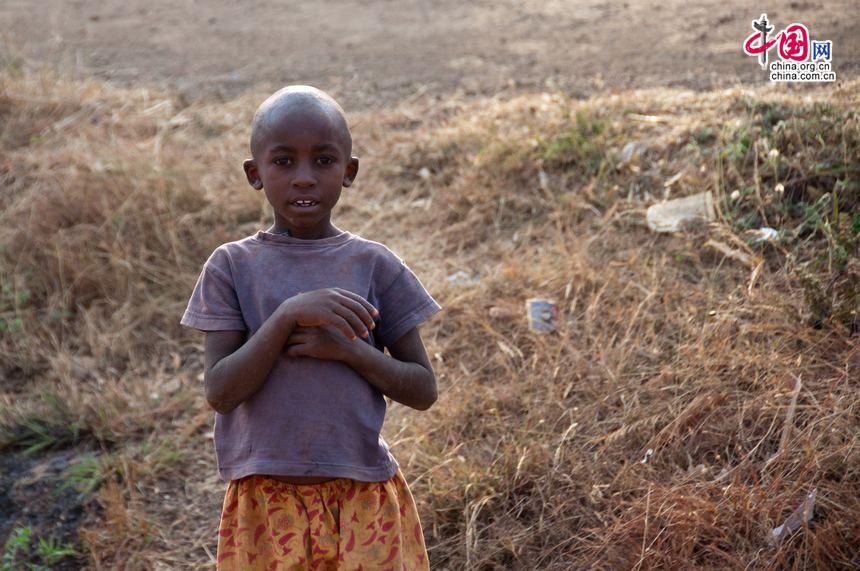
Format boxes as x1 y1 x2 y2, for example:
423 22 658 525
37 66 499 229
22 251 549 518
1 526 79 571
1 527 31 571
0 277 31 333
694 127 717 146
539 109 610 177
60 453 106 498
0 394 88 455
721 126 752 163
35 537 79 566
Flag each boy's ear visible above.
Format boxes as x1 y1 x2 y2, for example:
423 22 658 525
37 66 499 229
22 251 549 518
243 159 263 190
343 156 359 188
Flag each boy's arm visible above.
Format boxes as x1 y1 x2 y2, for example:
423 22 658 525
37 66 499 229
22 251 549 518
203 304 298 415
342 327 438 411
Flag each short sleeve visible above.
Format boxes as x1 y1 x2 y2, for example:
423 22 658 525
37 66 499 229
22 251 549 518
375 260 442 348
180 249 247 332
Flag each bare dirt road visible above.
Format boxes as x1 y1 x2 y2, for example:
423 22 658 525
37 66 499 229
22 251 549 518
1 0 857 109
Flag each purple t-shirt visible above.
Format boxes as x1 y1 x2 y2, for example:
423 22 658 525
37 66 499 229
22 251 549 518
180 228 442 482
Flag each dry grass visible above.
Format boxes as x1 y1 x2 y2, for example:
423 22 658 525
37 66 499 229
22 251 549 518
1 62 858 569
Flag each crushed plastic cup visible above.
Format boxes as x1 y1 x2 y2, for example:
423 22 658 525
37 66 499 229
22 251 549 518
646 191 715 233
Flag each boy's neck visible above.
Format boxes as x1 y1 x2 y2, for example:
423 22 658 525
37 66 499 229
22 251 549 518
266 223 345 240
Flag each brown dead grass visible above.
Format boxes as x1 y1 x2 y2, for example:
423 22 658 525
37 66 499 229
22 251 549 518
1 64 858 569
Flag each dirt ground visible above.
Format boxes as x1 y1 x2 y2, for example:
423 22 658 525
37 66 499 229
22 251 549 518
1 0 856 109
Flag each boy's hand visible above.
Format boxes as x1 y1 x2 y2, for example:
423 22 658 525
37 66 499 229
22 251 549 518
279 287 378 341
284 324 367 362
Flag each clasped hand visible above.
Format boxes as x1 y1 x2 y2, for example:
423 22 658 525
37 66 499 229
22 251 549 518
285 324 366 361
281 287 379 362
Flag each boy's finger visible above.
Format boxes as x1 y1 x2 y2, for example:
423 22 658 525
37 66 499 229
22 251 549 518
332 314 359 341
336 296 375 332
334 306 369 339
335 288 379 318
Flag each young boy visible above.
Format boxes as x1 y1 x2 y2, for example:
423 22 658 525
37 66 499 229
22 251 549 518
181 85 441 568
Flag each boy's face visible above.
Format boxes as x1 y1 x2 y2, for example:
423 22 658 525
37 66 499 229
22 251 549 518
244 105 358 239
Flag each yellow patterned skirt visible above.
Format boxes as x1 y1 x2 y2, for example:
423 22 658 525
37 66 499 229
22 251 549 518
216 467 430 570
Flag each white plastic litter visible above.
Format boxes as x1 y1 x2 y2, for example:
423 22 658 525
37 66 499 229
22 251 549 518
618 142 643 166
770 489 817 544
446 270 475 285
747 227 780 244
646 191 715 233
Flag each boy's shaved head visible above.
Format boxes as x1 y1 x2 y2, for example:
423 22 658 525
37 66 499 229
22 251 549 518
249 85 352 160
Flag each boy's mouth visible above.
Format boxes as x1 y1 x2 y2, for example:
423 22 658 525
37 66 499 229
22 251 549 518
291 200 320 208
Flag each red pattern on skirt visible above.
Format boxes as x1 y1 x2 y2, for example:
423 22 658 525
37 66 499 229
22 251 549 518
216 467 429 570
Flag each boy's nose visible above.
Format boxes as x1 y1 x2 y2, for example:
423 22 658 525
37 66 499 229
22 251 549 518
292 163 316 187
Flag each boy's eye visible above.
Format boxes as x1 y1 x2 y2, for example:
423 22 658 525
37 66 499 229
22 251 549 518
316 156 335 166
273 157 292 166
